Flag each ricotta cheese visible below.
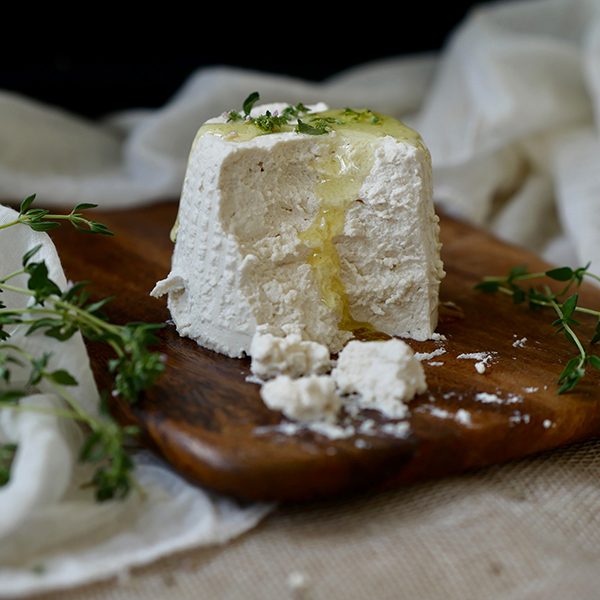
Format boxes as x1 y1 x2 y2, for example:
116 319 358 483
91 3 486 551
250 330 330 379
153 103 444 358
331 339 426 419
260 375 341 422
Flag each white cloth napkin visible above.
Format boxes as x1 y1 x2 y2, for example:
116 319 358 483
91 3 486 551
2 0 600 594
0 205 271 598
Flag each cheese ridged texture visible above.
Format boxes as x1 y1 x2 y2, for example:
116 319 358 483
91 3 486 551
153 104 444 357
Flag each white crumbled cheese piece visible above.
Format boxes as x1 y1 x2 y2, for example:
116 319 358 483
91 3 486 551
431 332 447 341
543 419 553 429
457 351 496 374
523 386 539 394
415 347 446 361
358 419 377 435
475 392 502 404
287 571 309 593
308 422 355 440
428 361 444 366
509 411 531 425
457 352 493 361
512 337 527 348
455 409 472 426
474 391 523 405
429 407 451 419
276 422 304 436
380 422 410 438
260 375 341 422
255 415 411 441
332 339 427 419
253 422 304 437
152 103 444 357
249 332 330 379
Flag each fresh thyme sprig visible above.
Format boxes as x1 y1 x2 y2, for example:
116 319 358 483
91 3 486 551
0 194 113 235
0 196 165 500
476 264 600 393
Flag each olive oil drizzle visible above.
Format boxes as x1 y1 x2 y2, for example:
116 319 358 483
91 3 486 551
298 133 375 333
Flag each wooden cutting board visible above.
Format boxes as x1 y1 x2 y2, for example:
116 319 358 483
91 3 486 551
50 201 600 502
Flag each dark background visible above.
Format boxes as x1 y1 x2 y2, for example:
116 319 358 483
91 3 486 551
1 2 492 118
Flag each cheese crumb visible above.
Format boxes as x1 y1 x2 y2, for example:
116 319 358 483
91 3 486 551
457 352 494 361
250 332 330 379
332 339 427 419
287 571 309 594
543 419 552 429
512 337 527 348
415 347 446 361
474 391 523 405
455 409 472 426
308 422 355 439
475 392 500 403
380 422 411 437
429 407 451 419
260 375 341 422
509 411 531 424
457 351 496 374
431 332 447 341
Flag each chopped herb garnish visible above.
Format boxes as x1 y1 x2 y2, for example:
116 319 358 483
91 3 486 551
243 91 260 116
295 118 331 136
281 102 311 120
343 108 382 124
226 111 243 122
252 110 290 133
225 92 380 137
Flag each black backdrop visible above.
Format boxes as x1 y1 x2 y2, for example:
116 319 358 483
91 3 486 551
1 1 494 118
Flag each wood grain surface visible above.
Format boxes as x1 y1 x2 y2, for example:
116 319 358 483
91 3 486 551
49 201 600 502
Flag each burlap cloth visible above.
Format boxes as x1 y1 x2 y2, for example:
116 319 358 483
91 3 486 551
32 438 600 600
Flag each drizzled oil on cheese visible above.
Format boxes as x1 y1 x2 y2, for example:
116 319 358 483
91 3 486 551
298 132 374 333
197 108 425 150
